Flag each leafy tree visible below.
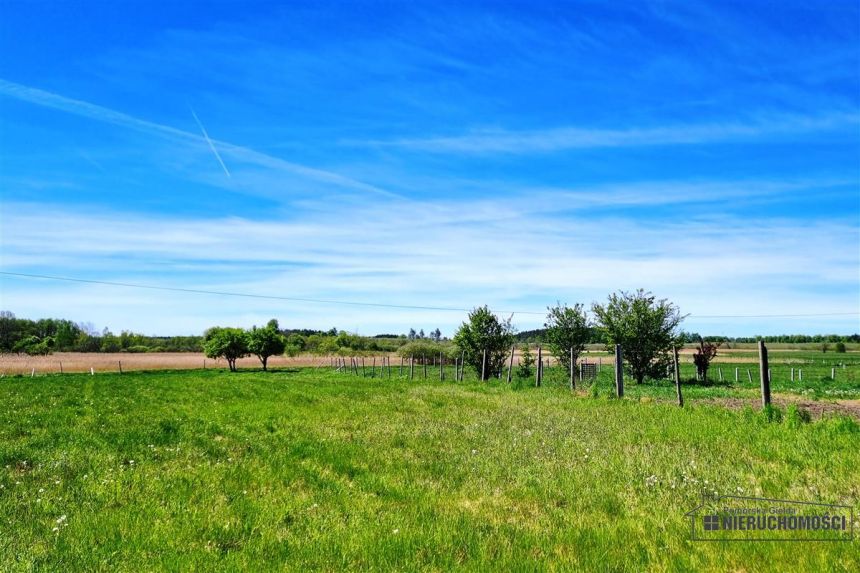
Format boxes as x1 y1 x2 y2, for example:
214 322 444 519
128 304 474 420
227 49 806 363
246 324 286 371
544 303 590 374
13 335 54 356
692 337 721 382
418 329 425 339
203 327 249 372
408 328 417 340
453 306 515 380
431 328 442 342
517 344 534 377
592 289 684 384
315 337 339 355
100 332 121 353
835 342 847 353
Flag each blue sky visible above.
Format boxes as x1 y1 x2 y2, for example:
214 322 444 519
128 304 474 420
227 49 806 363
1 1 858 336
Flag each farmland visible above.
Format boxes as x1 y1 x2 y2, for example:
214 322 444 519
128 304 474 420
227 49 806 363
1 366 858 571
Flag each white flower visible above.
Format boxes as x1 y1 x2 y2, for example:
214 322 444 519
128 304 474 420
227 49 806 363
392 528 399 534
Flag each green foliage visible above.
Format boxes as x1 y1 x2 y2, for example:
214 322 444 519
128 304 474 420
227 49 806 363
760 404 784 423
517 344 534 377
785 405 812 427
397 340 453 363
592 289 684 384
246 323 287 371
100 332 121 353
453 306 515 380
835 342 847 353
202 327 249 372
12 335 55 356
544 303 590 371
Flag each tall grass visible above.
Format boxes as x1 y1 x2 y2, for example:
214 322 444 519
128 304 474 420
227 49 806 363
0 369 857 571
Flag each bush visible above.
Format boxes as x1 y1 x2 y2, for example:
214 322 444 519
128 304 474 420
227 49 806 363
834 342 846 353
517 344 534 378
453 306 515 381
592 289 683 384
123 345 150 353
397 341 451 363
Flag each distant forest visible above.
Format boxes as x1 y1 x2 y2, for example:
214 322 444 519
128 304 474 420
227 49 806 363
1 312 857 355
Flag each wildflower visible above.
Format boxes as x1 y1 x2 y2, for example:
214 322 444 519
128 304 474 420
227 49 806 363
392 528 399 534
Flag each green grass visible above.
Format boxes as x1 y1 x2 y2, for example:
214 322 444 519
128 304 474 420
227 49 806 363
1 368 858 571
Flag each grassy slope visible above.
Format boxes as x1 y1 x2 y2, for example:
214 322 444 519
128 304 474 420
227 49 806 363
0 369 858 572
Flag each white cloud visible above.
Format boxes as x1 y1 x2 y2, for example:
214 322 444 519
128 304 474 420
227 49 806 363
357 112 860 154
1 197 857 336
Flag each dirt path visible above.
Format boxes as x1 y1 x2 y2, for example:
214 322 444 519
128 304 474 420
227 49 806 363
696 395 860 420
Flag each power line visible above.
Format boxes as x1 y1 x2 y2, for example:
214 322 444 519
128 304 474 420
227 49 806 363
1 271 857 320
0 271 545 315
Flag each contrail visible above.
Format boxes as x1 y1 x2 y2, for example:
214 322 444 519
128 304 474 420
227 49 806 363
190 106 231 178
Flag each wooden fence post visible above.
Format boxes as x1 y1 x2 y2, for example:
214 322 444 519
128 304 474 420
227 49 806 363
758 341 771 408
460 351 465 382
569 347 575 391
535 346 542 387
439 353 444 381
410 356 414 380
59 362 63 374
614 344 623 398
399 356 403 377
673 346 683 407
423 355 427 379
506 345 515 384
480 349 487 381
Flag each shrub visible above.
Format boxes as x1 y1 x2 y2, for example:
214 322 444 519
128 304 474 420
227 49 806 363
592 289 684 384
517 344 534 378
453 306 515 381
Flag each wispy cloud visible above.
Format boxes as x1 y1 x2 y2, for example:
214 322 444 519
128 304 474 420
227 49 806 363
0 78 402 200
356 112 860 154
2 199 857 335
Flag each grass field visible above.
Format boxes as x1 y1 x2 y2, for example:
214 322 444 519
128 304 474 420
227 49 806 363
1 368 858 571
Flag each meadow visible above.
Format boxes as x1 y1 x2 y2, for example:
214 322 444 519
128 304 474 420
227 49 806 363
1 367 858 571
